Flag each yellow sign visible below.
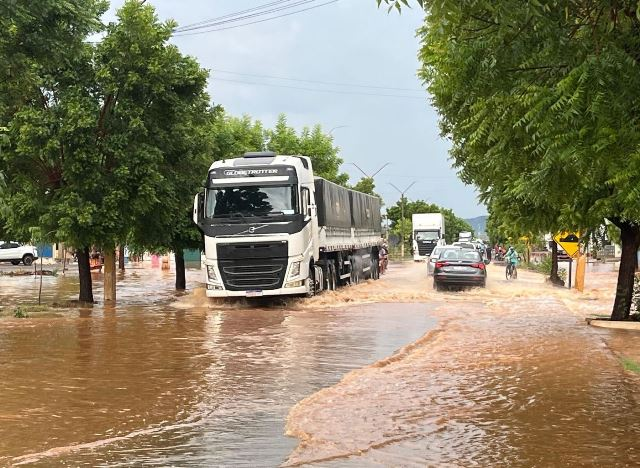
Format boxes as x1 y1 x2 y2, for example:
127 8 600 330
553 232 580 258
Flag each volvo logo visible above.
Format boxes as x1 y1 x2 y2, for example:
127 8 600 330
235 224 269 236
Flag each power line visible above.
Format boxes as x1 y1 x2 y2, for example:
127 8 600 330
212 77 425 99
174 0 318 33
175 0 295 31
173 0 339 36
212 69 424 93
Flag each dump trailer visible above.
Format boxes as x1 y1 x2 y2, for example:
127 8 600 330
193 151 383 298
412 213 446 261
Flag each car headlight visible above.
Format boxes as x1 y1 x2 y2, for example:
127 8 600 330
206 265 218 282
288 261 301 278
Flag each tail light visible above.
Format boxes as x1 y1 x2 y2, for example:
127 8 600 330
472 262 485 270
435 261 448 268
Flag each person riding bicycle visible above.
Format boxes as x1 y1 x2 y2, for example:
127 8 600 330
504 246 519 277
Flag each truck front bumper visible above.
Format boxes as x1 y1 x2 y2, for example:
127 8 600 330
205 283 309 298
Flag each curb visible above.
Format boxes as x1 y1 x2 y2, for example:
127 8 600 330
587 318 640 330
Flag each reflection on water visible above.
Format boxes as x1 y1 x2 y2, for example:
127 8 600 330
0 264 436 466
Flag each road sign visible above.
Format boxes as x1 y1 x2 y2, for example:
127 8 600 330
553 232 580 258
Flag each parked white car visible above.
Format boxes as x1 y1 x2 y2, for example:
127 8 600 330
0 242 38 266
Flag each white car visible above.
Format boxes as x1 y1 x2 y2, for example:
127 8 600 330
427 245 448 276
0 242 38 266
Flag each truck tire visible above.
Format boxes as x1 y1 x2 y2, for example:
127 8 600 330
22 254 34 266
370 256 379 280
305 262 316 298
11 260 20 265
350 257 360 285
327 261 337 290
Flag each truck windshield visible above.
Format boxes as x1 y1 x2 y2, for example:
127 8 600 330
415 230 439 241
205 185 297 218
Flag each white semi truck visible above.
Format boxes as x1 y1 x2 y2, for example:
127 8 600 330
412 213 446 261
193 151 383 298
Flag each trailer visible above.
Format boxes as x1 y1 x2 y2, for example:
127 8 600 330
193 152 383 298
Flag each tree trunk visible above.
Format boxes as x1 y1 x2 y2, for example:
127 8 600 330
549 240 564 286
104 248 116 303
611 221 640 321
77 247 94 303
175 249 186 290
118 245 125 271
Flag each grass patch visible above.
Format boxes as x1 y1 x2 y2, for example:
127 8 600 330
0 304 57 319
621 357 640 374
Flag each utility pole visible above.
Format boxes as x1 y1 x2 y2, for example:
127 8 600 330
390 182 416 259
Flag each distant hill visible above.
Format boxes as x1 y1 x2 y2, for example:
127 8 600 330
465 215 488 238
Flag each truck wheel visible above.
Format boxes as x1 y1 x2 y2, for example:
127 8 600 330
22 254 34 266
305 263 315 298
328 262 337 290
11 260 20 265
371 256 379 280
350 258 359 285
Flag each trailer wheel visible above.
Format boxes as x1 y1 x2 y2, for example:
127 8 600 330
327 261 337 290
350 257 360 285
371 255 379 280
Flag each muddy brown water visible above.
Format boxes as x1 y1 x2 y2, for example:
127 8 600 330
1 262 640 467
0 264 436 466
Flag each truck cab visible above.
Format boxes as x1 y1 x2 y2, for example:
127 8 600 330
193 152 317 297
412 213 446 261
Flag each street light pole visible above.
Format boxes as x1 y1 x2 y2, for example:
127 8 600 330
328 125 348 136
349 162 390 180
390 182 416 259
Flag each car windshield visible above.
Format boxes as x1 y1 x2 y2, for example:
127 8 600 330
439 249 481 262
205 185 297 218
415 230 439 241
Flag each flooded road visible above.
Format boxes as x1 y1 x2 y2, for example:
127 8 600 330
1 260 640 466
0 264 436 466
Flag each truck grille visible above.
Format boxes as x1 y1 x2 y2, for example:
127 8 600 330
217 241 288 291
417 242 436 256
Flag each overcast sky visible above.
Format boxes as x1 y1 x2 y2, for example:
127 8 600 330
104 0 485 218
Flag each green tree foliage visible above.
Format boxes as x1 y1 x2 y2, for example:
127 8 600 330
351 177 379 197
267 114 349 185
210 112 349 185
386 198 472 245
0 0 212 300
384 0 640 320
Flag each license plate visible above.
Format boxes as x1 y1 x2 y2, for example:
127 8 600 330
451 266 470 272
246 290 263 297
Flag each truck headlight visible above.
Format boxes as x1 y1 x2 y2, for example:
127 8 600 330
207 265 218 282
288 261 301 278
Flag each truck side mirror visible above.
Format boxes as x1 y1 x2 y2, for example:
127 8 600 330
193 191 204 225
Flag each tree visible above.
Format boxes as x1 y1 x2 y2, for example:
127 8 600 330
352 177 380 198
267 114 349 185
386 199 472 246
1 0 108 302
383 0 640 320
0 0 211 303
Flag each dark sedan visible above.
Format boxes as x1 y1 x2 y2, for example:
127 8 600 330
433 248 487 290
